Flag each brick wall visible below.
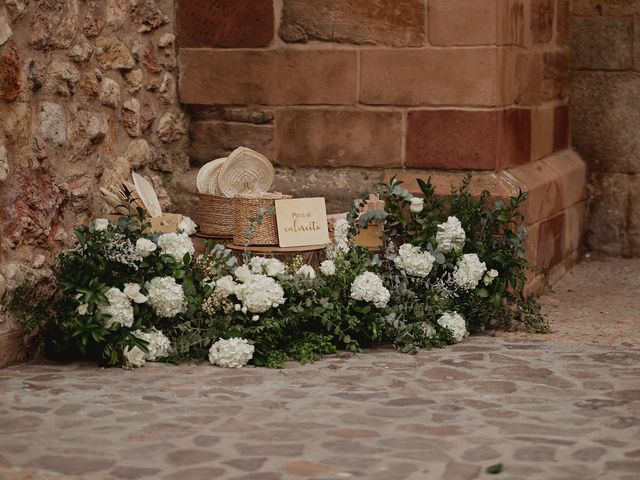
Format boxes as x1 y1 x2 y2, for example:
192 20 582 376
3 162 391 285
175 0 585 291
571 0 640 256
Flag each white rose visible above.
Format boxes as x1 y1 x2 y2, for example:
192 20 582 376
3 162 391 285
123 283 147 303
296 265 316 279
234 265 252 283
320 260 336 276
215 275 237 297
178 216 198 236
94 218 109 231
136 238 157 258
435 216 466 253
409 197 424 213
76 303 89 315
483 269 499 286
123 345 146 368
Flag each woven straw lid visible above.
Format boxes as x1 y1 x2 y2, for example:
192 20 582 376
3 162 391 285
217 147 274 197
196 157 227 194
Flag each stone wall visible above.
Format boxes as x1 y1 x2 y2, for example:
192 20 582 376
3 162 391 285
178 0 586 292
571 0 640 256
0 0 189 366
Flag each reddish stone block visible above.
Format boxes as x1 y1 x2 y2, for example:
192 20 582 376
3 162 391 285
553 105 569 151
498 1 526 46
0 43 20 102
360 49 497 106
275 109 402 168
531 106 555 161
176 0 274 48
429 0 497 45
179 49 357 106
563 201 586 257
536 213 565 274
542 150 587 210
406 108 530 170
189 121 274 167
543 51 570 101
555 0 570 46
531 0 554 44
279 0 424 46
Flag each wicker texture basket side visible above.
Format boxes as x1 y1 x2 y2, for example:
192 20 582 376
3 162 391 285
233 193 291 245
197 193 235 238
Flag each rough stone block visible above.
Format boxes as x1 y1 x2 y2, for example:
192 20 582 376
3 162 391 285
406 109 530 170
531 0 555 44
573 0 640 16
571 72 640 173
572 16 632 71
360 49 497 106
275 109 402 168
543 51 570 101
176 0 274 48
634 17 640 71
180 49 357 106
189 121 274 167
279 0 424 46
627 174 640 255
587 173 628 255
428 0 497 45
556 0 570 46
564 201 586 257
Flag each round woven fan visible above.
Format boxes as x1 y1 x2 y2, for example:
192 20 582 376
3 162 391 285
207 165 223 195
196 157 227 194
217 147 274 198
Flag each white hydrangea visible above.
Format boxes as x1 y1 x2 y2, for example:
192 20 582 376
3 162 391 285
483 269 499 286
100 287 134 328
123 283 147 303
437 311 467 343
94 218 109 231
136 238 157 257
320 259 336 276
249 257 286 277
234 265 252 283
157 233 195 262
296 264 316 279
215 275 237 297
419 322 437 339
333 218 351 254
453 253 487 290
178 216 198 236
132 328 171 361
123 345 146 368
350 271 390 309
234 274 286 313
409 197 424 213
436 216 466 253
208 338 255 368
394 243 435 278
146 276 185 318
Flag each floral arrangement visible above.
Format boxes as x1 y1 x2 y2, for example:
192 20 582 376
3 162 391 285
10 177 545 369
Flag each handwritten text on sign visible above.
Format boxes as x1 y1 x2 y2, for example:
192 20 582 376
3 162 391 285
275 197 330 247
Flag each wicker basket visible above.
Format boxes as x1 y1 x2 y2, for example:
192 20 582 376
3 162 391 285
233 192 291 245
197 193 235 238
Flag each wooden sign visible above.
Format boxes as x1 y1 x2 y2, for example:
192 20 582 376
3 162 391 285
275 197 330 248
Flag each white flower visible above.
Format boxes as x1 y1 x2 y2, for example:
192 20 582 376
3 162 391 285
453 253 487 291
409 197 424 213
99 287 134 328
132 328 171 361
234 265 252 283
215 275 237 297
136 238 157 258
350 271 390 309
483 269 499 286
436 216 466 253
123 345 146 368
94 218 109 231
437 312 467 343
394 243 435 278
157 232 195 262
249 257 286 277
296 264 316 279
252 315 259 321
76 303 89 315
178 216 198 236
208 338 254 368
320 260 336 276
146 276 185 318
333 218 351 254
234 304 241 311
123 283 147 303
234 274 285 313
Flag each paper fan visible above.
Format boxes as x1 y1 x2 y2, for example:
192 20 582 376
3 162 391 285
132 172 162 218
196 157 227 194
217 147 274 197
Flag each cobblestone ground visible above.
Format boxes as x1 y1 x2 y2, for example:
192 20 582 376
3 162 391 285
1 257 639 480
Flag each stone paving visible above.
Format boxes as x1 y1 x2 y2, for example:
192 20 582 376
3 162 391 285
1 257 640 480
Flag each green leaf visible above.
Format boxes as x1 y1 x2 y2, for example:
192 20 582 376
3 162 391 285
486 463 503 474
476 288 490 298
